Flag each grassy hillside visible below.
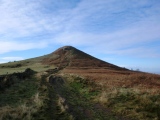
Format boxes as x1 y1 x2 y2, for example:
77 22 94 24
1 68 160 120
0 68 118 120
0 46 160 120
0 55 56 75
0 46 127 75
62 68 160 120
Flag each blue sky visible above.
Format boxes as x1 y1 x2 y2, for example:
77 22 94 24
0 0 160 73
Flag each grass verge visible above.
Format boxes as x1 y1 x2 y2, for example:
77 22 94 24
97 88 160 120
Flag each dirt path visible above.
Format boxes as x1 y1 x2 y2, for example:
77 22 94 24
46 74 131 120
39 74 73 120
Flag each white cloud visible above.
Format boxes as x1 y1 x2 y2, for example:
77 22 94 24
0 40 48 54
52 0 160 58
0 0 65 39
2 57 24 61
0 0 159 59
0 0 72 54
54 17 160 58
0 61 7 64
0 57 24 64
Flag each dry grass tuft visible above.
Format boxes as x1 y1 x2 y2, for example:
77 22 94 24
0 92 44 120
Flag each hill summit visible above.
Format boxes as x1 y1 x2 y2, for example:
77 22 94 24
42 46 127 71
1 46 160 120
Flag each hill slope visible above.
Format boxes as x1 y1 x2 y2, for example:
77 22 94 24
0 46 128 75
0 46 160 120
42 46 128 70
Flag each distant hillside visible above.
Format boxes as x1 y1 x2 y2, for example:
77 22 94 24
42 46 128 71
0 46 128 75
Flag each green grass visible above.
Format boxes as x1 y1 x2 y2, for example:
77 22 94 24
38 75 74 120
0 91 46 120
36 74 118 119
0 53 58 75
99 88 160 120
3 67 159 119
61 75 160 120
0 78 38 107
0 69 48 120
69 78 99 101
58 75 117 120
0 62 55 75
